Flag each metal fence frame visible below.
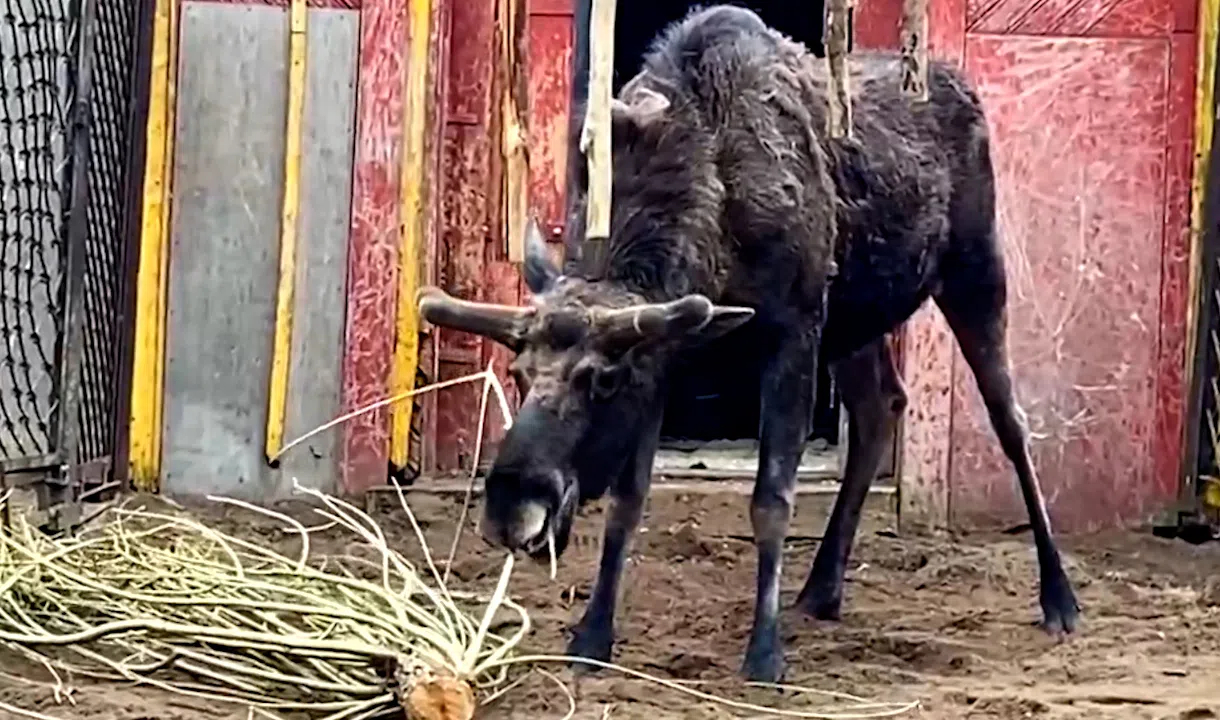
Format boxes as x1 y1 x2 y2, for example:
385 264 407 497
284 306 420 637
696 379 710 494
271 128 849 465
1 0 157 527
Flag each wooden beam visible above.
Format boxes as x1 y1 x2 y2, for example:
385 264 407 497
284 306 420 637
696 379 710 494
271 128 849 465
900 0 929 100
265 0 308 465
388 0 437 474
128 0 177 491
500 0 530 262
1182 1 1220 509
562 0 591 269
581 0 615 242
824 0 853 138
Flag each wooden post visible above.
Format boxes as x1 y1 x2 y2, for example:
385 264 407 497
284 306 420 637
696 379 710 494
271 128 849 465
582 0 616 244
562 0 591 270
499 0 530 262
824 0 853 138
900 0 929 100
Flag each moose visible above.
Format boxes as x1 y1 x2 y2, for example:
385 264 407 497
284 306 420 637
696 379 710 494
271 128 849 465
418 5 1079 682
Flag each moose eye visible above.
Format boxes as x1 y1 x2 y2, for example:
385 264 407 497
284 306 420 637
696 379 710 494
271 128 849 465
571 362 627 402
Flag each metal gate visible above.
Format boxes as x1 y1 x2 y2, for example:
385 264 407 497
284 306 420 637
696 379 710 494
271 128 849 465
0 0 153 525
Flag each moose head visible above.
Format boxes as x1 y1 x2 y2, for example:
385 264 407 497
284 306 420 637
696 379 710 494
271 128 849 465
418 219 753 562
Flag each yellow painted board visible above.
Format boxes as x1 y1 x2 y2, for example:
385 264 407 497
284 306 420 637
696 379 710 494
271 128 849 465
128 0 178 491
266 0 308 464
501 0 529 262
1184 0 1219 398
388 0 434 471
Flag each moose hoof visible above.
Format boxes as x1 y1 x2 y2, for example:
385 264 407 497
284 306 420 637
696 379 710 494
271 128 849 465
796 587 843 622
740 638 786 683
566 626 613 674
1040 578 1080 635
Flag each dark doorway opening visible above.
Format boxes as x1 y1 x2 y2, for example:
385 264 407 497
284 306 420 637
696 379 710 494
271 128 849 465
612 0 845 478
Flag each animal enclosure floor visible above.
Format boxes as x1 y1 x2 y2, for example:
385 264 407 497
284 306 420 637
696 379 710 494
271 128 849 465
1 490 1219 719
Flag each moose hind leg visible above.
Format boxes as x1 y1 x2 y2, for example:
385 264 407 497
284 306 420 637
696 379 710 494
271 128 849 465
797 337 906 620
935 292 1079 634
741 326 818 683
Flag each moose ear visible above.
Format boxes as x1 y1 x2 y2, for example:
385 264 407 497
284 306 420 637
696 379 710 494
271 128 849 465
522 216 559 294
687 305 755 343
610 87 671 136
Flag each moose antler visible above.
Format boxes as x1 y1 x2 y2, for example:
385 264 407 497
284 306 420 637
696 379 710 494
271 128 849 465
417 287 537 350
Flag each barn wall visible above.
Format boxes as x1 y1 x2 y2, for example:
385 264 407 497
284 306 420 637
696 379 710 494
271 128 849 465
159 0 357 500
932 0 1201 532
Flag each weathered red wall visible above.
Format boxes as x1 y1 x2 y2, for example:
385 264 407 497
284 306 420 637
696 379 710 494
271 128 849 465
941 0 1197 532
340 0 408 491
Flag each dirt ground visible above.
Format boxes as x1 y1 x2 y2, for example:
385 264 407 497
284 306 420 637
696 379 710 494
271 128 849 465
2 488 1219 720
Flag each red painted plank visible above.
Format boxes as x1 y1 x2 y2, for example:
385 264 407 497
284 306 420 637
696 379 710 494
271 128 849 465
531 0 571 15
415 0 454 475
968 0 1171 37
1153 32 1198 506
341 0 409 492
528 12 574 238
930 0 968 63
1173 0 1197 31
855 0 902 50
481 261 523 452
953 35 1171 531
1087 0 1174 37
435 0 498 472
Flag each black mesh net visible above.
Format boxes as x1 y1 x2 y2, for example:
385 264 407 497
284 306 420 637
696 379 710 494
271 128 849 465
0 0 72 461
0 0 144 467
76 0 139 465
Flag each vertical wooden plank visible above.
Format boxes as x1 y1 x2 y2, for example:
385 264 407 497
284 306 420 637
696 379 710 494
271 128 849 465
417 0 452 474
435 0 498 472
280 8 359 494
341 0 409 491
128 0 178 491
387 0 435 477
1181 0 1219 504
1184 0 1219 451
581 0 615 240
896 0 965 533
527 10 573 238
265 0 308 463
1154 33 1200 504
500 0 530 262
856 0 903 49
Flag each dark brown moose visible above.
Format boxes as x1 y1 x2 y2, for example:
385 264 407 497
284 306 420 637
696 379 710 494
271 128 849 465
418 5 1078 683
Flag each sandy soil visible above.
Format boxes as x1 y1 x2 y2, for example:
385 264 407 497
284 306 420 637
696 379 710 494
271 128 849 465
1 488 1219 720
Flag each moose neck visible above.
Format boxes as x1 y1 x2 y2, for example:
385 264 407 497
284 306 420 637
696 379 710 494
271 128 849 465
595 174 728 304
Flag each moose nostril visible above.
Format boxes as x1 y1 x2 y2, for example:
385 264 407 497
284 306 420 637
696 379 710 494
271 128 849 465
515 501 548 545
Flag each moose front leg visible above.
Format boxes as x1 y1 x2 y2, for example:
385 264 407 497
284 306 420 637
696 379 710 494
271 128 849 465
742 327 818 683
567 415 662 668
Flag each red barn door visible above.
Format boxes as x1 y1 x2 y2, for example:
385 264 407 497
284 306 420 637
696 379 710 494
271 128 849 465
946 0 1198 530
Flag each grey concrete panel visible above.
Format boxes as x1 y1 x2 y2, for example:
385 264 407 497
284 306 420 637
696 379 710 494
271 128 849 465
162 3 288 499
276 9 359 496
